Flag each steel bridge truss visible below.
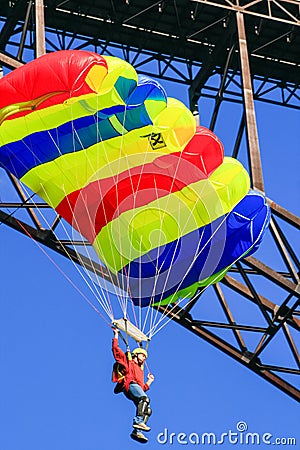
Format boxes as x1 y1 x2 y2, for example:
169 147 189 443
0 0 299 402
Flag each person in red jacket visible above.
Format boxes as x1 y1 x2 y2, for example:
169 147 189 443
112 327 155 443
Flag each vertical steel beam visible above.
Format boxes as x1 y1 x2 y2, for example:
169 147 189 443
7 173 43 230
35 0 46 57
236 11 264 192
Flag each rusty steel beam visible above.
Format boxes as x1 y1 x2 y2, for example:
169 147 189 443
213 283 247 351
282 323 300 369
17 0 34 61
7 173 43 230
252 299 299 358
243 256 300 297
209 44 237 131
35 0 46 57
0 2 299 403
1 199 299 400
269 218 300 283
221 275 300 330
0 202 49 208
270 217 300 272
0 51 24 69
236 11 264 192
192 0 300 27
0 209 116 284
188 26 234 113
268 198 300 229
155 303 300 402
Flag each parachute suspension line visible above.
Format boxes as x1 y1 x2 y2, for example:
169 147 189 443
149 283 213 338
150 215 229 335
148 248 243 339
95 93 144 331
89 93 135 321
122 93 166 334
154 175 207 301
137 114 170 335
124 146 151 335
111 102 135 319
139 242 143 331
115 101 146 330
123 100 153 332
20 181 114 321
117 103 129 315
0 121 110 316
34 99 116 319
91 90 150 326
67 92 134 317
147 215 203 336
142 173 174 335
144 360 151 376
147 209 232 338
90 128 130 319
138 238 145 332
129 110 194 334
14 215 112 326
41 118 115 319
66 114 117 317
146 132 195 334
148 208 259 339
143 337 152 375
86 83 150 325
124 280 140 333
21 106 115 320
66 101 133 320
147 175 229 335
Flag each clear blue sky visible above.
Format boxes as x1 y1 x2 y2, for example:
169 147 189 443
0 49 299 450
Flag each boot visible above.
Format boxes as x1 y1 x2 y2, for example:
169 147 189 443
130 430 148 444
133 422 151 432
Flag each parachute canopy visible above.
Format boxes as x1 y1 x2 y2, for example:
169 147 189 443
0 50 270 317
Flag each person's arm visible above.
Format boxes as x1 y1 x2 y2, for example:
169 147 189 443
112 328 128 366
144 373 155 390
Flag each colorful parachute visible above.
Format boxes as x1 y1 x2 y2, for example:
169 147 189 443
0 50 270 323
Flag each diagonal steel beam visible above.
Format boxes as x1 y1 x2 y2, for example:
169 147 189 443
0 209 117 284
243 256 300 297
155 302 300 402
222 275 300 330
0 51 24 69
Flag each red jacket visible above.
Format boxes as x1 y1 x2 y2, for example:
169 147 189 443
112 338 149 392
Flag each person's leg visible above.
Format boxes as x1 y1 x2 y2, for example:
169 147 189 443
143 402 152 425
126 383 151 427
135 396 151 426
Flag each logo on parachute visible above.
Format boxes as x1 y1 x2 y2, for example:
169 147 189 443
143 132 166 150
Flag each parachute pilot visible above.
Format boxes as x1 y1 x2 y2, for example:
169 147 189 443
112 327 154 443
